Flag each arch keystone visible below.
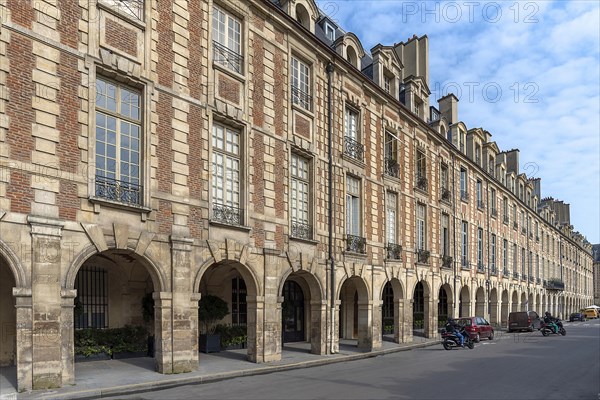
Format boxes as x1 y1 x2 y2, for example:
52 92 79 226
81 223 108 252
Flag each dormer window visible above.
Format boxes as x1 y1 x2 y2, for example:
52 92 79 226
413 98 422 117
384 76 391 93
346 46 358 68
296 4 310 30
475 144 481 166
324 22 335 41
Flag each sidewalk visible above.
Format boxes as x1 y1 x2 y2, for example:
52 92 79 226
7 336 439 399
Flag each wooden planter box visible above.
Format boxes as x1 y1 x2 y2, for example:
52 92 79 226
199 334 221 353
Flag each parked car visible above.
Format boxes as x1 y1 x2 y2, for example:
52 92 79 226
457 316 494 342
508 311 542 332
583 308 599 319
569 312 585 322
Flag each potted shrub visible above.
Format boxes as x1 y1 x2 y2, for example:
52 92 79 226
198 295 229 353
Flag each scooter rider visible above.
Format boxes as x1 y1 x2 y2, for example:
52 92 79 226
544 311 559 334
445 318 465 347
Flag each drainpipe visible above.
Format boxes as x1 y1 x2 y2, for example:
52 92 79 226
451 153 457 318
326 61 336 354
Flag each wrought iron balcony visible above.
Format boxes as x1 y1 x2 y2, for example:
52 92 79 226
536 277 541 285
477 200 485 209
503 268 509 276
95 175 142 206
291 221 312 240
521 227 527 235
415 174 428 192
417 249 430 264
384 157 399 178
513 221 518 230
441 255 453 268
212 203 244 226
461 259 470 269
441 187 452 202
529 232 533 239
513 272 519 279
460 190 469 201
477 262 484 272
346 234 366 254
503 215 510 224
528 275 534 283
343 136 364 162
536 235 540 242
213 41 243 74
490 266 498 275
491 208 498 217
544 279 565 291
386 243 402 260
291 85 312 111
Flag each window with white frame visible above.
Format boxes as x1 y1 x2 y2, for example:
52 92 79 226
290 153 311 239
490 188 497 215
513 243 518 274
212 123 242 225
384 132 399 177
346 176 361 236
212 6 242 73
291 56 311 110
521 247 526 276
104 0 144 20
386 192 397 245
461 221 468 267
441 213 450 257
384 75 391 94
503 239 508 273
491 234 496 273
324 22 335 41
344 107 359 141
477 228 484 270
95 78 142 206
416 203 426 251
460 168 468 200
476 179 483 207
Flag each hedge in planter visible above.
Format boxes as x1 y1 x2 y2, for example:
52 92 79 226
198 295 229 353
74 325 149 359
214 324 247 350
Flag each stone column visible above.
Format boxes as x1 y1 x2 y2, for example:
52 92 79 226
490 301 499 326
246 295 264 363
170 236 195 373
331 300 340 353
189 293 201 367
28 216 64 389
262 295 282 363
310 300 327 354
426 294 437 339
153 291 173 374
357 300 372 351
404 299 413 343
14 288 33 392
60 289 76 385
371 299 382 350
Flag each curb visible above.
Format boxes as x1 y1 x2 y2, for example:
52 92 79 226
23 340 439 399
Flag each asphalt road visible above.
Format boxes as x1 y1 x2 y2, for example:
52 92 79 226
110 319 600 400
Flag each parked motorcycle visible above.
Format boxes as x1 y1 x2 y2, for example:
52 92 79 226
540 319 566 336
441 327 475 350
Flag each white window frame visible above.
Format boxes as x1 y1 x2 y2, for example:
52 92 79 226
344 106 359 141
416 203 426 251
324 21 335 41
291 56 311 110
461 221 468 267
346 176 361 236
212 122 241 211
386 192 397 245
212 6 243 73
441 213 450 257
290 153 311 236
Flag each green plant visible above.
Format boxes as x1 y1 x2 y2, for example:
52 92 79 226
214 324 247 348
198 295 229 334
74 297 83 318
74 326 149 357
142 292 154 322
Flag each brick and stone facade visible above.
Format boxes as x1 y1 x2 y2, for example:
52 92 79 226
0 0 594 392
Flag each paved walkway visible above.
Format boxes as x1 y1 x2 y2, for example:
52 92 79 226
3 336 440 399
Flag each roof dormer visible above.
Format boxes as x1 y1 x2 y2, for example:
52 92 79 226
281 0 319 33
334 33 365 70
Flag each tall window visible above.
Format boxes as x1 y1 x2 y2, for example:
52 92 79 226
344 107 363 161
441 213 450 257
212 123 242 225
291 57 311 110
212 6 242 73
476 180 483 208
477 228 484 270
490 188 497 215
384 132 399 177
503 239 508 273
459 132 465 152
512 204 517 228
521 247 526 277
491 234 496 273
503 196 509 222
346 176 361 236
460 168 468 200
386 192 397 244
513 243 518 275
416 148 427 192
384 75 391 93
95 78 142 205
475 144 481 165
290 154 311 239
231 277 247 326
416 203 426 251
324 22 335 41
461 221 468 267
75 267 108 329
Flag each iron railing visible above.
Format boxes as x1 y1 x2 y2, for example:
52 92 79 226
415 175 428 192
344 136 364 162
291 221 312 240
212 203 244 226
213 41 243 74
513 221 518 230
477 262 484 272
417 249 430 264
503 215 510 224
291 85 312 111
461 259 470 269
513 272 519 279
491 208 498 217
386 243 402 260
441 187 452 202
460 190 469 201
544 279 565 291
441 256 453 268
346 234 366 254
477 200 485 209
384 158 399 178
95 175 142 206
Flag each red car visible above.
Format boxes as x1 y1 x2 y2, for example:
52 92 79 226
457 316 494 342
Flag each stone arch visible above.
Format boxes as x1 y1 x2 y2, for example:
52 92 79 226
475 286 485 316
0 239 27 288
193 251 261 298
278 267 324 302
528 292 534 312
338 275 371 349
65 243 167 292
459 285 471 317
411 280 432 337
380 278 405 343
489 287 499 325
511 290 519 312
346 45 359 68
501 289 509 327
295 3 311 30
520 292 527 311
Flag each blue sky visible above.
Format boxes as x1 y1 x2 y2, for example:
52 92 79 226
316 0 600 244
